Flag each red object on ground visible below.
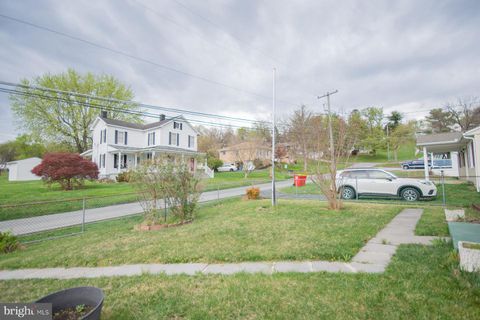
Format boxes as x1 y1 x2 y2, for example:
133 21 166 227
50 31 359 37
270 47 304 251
294 174 307 187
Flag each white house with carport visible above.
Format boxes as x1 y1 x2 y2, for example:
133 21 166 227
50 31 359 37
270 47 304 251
82 112 210 179
6 157 42 181
416 128 480 191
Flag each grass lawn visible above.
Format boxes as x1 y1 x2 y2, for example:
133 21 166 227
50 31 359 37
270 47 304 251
351 141 417 163
1 242 479 319
0 170 290 220
0 199 400 269
280 181 480 208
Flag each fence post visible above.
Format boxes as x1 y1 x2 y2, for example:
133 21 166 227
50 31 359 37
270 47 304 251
164 198 167 223
82 197 86 233
355 177 359 200
441 170 446 208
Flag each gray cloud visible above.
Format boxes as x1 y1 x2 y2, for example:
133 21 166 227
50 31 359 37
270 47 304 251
0 0 479 142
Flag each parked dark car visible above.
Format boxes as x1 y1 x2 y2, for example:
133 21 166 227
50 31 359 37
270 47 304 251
402 159 431 170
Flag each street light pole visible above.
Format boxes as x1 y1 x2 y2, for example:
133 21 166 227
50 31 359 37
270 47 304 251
271 68 276 206
317 90 338 176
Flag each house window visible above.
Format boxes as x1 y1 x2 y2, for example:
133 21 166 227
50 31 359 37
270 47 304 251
174 121 183 130
114 154 127 169
99 129 107 144
115 130 128 145
188 135 195 148
146 152 152 160
169 132 179 146
148 132 156 146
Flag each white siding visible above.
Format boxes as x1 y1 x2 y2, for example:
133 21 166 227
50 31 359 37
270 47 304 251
7 157 42 181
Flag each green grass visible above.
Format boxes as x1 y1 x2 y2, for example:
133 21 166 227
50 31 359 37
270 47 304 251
0 170 290 220
415 207 449 236
351 142 417 163
281 180 480 209
0 199 400 269
1 242 479 319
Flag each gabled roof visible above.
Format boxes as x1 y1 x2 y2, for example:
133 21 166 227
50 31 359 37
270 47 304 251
101 117 169 130
92 115 198 134
6 157 42 165
416 132 463 146
220 141 271 152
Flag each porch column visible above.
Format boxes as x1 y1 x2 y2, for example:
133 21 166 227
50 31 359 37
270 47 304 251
118 151 122 173
465 146 470 180
134 153 138 168
152 151 156 159
423 146 429 181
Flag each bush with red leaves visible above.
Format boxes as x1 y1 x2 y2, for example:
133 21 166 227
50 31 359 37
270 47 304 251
32 153 99 190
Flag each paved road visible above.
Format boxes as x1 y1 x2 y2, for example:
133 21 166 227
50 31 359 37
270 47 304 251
0 180 294 235
0 208 445 279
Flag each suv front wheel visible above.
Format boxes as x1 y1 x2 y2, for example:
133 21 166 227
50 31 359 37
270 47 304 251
401 187 420 201
340 186 356 200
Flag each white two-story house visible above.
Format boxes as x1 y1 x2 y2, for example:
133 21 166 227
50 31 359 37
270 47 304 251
82 112 207 179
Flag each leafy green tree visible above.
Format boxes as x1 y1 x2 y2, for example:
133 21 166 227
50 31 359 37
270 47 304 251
10 69 140 153
360 107 386 155
389 122 415 161
387 111 403 131
424 108 454 133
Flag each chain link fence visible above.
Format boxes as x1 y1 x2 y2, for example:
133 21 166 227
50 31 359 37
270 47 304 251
0 179 278 243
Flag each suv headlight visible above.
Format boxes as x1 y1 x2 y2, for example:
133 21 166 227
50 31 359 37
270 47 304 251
419 180 433 186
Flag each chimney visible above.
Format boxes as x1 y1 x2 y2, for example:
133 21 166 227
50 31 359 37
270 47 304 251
159 114 166 121
101 110 108 118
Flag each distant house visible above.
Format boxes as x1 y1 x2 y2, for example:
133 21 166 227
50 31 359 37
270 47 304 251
219 141 272 165
416 127 480 191
82 112 207 179
6 157 42 181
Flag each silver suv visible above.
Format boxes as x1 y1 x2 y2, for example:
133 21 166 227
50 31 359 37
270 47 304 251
336 169 437 201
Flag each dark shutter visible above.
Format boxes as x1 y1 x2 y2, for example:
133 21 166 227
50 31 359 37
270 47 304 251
153 132 155 145
99 130 102 144
177 133 179 146
169 132 171 145
124 131 128 145
115 130 118 144
114 154 118 168
104 129 106 143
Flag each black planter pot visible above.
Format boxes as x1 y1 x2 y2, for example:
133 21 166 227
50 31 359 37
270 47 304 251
35 286 104 320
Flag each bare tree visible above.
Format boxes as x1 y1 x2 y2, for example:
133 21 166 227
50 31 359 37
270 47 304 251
446 96 480 131
285 105 315 171
311 116 359 210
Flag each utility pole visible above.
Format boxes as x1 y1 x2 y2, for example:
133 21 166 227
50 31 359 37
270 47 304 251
271 68 277 206
317 90 338 176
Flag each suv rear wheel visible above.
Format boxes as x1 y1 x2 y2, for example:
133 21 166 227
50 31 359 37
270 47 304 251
402 165 409 170
340 186 356 200
401 187 420 201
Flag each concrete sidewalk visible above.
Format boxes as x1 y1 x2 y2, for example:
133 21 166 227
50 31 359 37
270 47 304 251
0 180 294 235
0 208 445 280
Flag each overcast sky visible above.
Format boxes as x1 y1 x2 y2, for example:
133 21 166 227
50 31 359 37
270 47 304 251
1 0 479 142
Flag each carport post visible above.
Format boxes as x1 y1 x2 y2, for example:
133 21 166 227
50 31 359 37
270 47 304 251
441 170 446 208
423 146 429 181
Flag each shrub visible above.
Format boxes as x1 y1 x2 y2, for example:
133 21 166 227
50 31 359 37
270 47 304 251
32 153 98 190
116 171 132 183
131 157 202 224
0 231 19 254
208 157 223 171
246 187 260 200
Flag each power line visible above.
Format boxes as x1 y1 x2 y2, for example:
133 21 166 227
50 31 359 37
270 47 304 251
0 87 272 131
171 0 286 68
0 13 297 105
0 80 268 125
